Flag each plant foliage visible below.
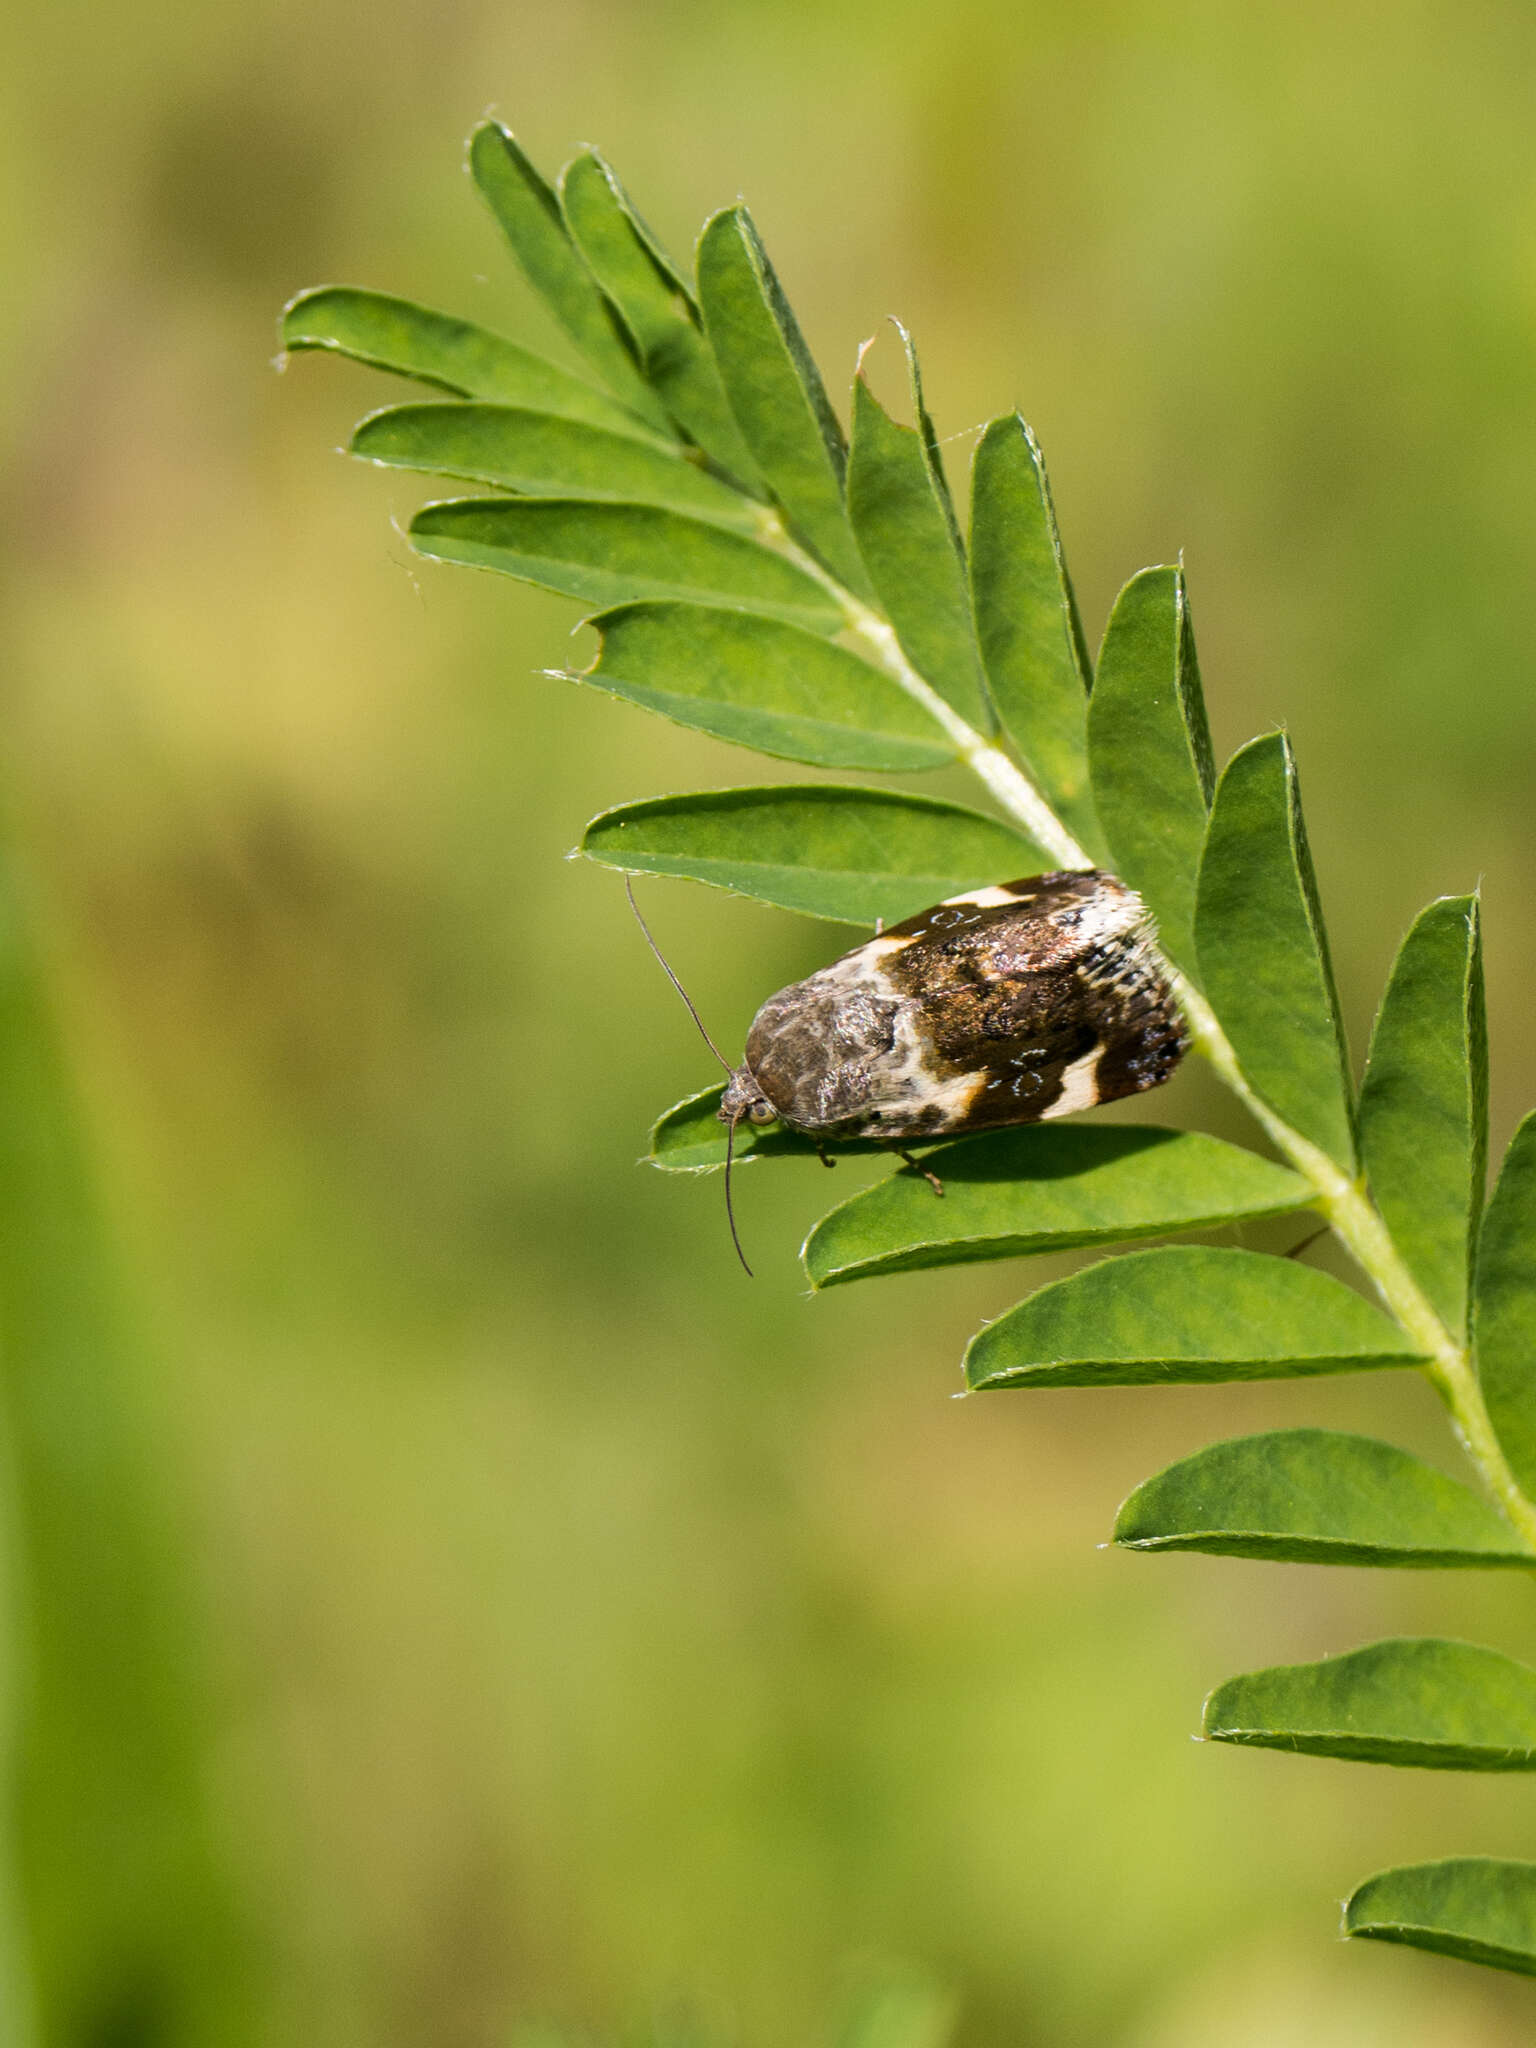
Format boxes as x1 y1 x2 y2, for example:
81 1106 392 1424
284 124 1536 1987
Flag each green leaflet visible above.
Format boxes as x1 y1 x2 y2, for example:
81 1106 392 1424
1360 895 1487 1340
1087 565 1214 977
1114 1429 1533 1567
964 1247 1420 1390
649 1086 929 1171
847 341 994 732
581 786 1038 925
409 499 840 628
1473 1111 1536 1499
467 122 669 433
805 1128 1310 1289
574 604 954 771
1205 1638 1536 1769
696 207 869 595
351 405 755 528
967 414 1097 849
560 151 763 490
280 287 657 438
1195 732 1356 1172
1346 1859 1536 1977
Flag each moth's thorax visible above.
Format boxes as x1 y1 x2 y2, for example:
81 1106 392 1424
723 869 1184 1143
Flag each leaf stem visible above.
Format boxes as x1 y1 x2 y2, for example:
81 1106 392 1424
761 510 1536 1552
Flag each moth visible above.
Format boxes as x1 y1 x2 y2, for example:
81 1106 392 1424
633 869 1187 1271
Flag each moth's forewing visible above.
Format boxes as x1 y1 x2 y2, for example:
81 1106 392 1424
742 871 1185 1142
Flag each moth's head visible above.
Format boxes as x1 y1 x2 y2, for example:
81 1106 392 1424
719 1067 779 1127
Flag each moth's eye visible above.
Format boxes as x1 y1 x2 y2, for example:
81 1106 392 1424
748 1101 778 1125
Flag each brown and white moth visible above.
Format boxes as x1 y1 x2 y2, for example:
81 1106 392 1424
632 869 1187 1270
720 868 1185 1145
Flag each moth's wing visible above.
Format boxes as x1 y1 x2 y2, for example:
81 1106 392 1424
870 910 1183 1136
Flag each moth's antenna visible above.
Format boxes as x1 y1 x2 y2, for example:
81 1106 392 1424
624 876 734 1078
624 876 754 1277
723 1111 754 1278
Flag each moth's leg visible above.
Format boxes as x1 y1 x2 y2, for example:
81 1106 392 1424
813 1138 837 1171
896 1148 944 1198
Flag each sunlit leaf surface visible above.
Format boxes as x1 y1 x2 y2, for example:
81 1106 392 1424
1205 1637 1536 1768
1360 895 1487 1339
1115 1429 1533 1567
696 207 869 594
1088 565 1213 977
353 405 757 526
1195 732 1356 1171
560 151 763 488
806 1128 1310 1288
1473 1111 1536 1497
582 786 1038 923
281 287 654 435
847 349 993 730
967 414 1096 846
409 499 840 626
965 1247 1419 1390
1346 1859 1536 1977
574 603 953 770
468 121 670 430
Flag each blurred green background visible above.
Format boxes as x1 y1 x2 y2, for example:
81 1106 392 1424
4 0 1536 2041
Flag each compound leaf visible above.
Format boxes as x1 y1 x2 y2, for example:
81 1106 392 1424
1359 895 1487 1340
280 287 655 437
696 206 869 594
1114 1428 1533 1567
468 122 669 432
409 499 840 628
1473 1111 1536 1498
560 151 763 489
805 1128 1310 1288
1195 732 1356 1172
847 342 993 731
967 414 1096 848
1088 564 1214 976
352 405 757 528
1204 1637 1536 1769
965 1246 1420 1390
572 604 954 771
582 786 1039 924
1345 1859 1536 1976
